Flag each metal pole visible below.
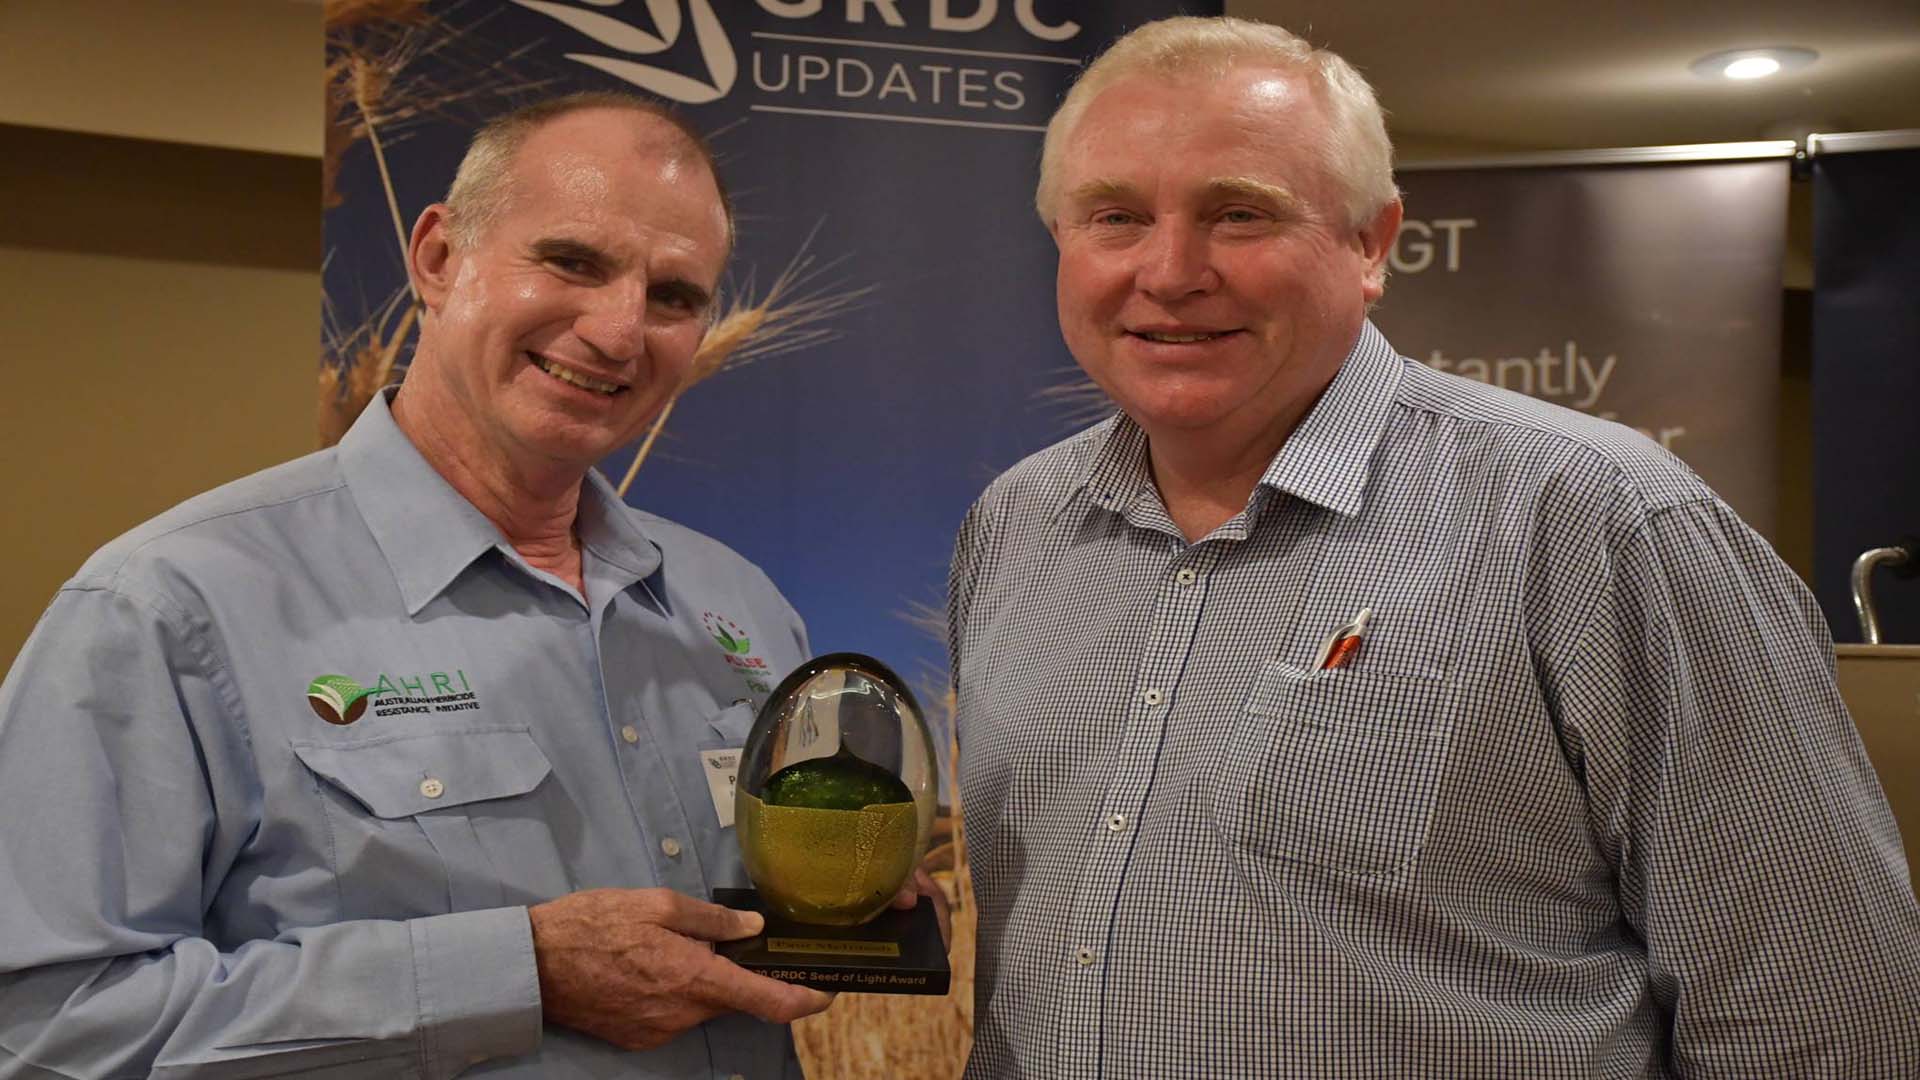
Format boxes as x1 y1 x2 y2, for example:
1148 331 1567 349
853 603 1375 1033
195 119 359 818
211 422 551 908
1852 546 1916 645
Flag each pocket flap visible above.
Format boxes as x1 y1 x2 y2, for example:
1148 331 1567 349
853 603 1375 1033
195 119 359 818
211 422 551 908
707 700 757 743
1246 663 1460 729
293 728 552 818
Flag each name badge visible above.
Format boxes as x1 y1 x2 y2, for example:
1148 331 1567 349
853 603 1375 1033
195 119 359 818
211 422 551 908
699 748 740 827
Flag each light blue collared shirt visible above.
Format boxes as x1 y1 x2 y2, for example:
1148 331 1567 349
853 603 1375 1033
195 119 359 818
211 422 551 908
0 392 809 1078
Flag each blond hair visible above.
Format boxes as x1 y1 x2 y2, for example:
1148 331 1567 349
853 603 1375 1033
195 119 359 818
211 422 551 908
1036 16 1397 229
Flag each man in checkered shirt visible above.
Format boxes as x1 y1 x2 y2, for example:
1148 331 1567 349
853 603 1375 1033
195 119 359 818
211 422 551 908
947 16 1920 1079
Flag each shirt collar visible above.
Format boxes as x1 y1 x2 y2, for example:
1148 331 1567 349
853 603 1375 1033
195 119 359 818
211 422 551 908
338 390 664 615
1256 320 1403 518
1069 320 1404 522
1076 413 1149 517
577 467 668 609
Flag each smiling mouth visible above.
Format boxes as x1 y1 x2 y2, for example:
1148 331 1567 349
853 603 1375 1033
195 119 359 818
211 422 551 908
1130 330 1236 344
529 353 624 395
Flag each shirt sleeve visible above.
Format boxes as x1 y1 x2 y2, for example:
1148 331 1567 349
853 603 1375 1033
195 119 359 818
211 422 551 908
1551 495 1920 1077
946 490 998 730
0 583 543 1079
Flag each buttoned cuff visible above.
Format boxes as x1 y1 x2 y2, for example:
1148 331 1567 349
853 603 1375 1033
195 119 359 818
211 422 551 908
410 907 543 1077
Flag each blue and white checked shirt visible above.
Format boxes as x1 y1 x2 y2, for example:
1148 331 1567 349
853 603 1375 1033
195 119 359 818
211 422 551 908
949 322 1920 1078
0 392 808 1078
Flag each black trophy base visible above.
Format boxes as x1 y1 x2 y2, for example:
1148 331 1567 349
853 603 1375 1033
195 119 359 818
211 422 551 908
712 887 950 995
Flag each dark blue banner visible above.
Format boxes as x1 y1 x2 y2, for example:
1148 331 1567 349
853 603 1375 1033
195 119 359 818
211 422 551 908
324 2 1216 700
1813 145 1920 644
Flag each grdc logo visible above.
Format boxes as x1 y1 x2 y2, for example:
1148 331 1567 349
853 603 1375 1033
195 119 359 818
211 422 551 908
511 0 736 104
510 0 1081 116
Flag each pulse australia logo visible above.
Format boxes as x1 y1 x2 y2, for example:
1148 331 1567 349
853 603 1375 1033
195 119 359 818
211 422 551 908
702 611 775 694
509 0 1084 132
303 669 483 726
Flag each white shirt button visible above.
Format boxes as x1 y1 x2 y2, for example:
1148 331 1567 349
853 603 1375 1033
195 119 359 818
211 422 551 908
1105 812 1127 832
1175 568 1197 586
620 725 640 744
419 778 444 799
1141 688 1164 706
661 837 683 858
1074 946 1096 966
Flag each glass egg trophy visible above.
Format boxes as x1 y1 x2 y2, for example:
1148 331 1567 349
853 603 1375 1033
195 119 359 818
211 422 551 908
735 653 937 926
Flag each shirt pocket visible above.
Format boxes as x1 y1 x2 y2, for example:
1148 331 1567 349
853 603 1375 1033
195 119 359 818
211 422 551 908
292 727 566 917
705 698 757 747
1208 662 1456 877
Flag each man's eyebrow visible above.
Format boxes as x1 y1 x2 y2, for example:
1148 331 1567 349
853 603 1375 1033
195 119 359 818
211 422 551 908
529 236 614 266
529 235 713 310
1206 176 1302 211
1063 178 1141 206
1063 176 1304 213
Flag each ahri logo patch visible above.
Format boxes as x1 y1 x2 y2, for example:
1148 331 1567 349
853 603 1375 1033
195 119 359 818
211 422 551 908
306 675 377 726
302 668 482 724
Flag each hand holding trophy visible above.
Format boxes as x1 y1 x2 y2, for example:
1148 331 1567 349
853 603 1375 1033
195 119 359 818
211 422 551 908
715 653 951 993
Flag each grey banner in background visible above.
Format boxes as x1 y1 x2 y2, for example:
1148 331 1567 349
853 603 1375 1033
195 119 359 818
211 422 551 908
1373 160 1790 538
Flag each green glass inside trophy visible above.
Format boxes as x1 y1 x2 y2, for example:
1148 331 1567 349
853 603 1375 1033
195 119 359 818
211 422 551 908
714 652 950 994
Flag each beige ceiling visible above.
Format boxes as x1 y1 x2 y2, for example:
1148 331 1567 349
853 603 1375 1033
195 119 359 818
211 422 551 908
1227 0 1920 157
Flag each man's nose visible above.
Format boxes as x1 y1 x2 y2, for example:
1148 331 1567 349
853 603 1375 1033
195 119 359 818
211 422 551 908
1135 219 1218 300
574 284 649 363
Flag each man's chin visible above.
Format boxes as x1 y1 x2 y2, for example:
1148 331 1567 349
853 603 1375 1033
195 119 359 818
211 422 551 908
500 425 630 480
506 403 658 469
1111 390 1247 434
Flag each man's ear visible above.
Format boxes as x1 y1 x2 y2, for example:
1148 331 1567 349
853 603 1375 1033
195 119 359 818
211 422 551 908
1357 198 1403 302
407 204 459 311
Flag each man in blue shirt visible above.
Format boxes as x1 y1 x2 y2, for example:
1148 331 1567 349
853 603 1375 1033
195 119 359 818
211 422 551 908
0 93 832 1077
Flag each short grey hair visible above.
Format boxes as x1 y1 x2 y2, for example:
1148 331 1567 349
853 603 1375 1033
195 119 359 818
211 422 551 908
1036 16 1397 230
443 91 734 252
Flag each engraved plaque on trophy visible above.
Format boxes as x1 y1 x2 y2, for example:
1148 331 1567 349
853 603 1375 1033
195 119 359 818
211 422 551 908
713 652 949 994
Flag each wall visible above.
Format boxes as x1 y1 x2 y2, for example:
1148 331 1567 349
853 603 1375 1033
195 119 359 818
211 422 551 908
0 0 318 157
0 124 319 665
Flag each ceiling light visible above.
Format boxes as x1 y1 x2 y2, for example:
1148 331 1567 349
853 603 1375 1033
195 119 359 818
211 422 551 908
1690 47 1818 81
1724 56 1780 80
